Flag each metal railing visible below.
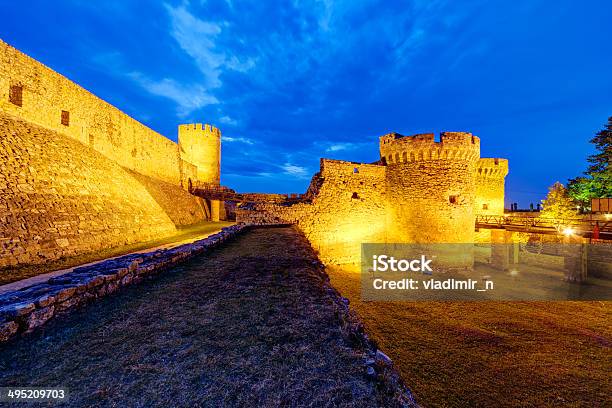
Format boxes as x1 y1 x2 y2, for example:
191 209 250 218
475 214 611 237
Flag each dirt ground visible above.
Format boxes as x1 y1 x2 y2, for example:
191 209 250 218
327 266 612 407
0 227 403 407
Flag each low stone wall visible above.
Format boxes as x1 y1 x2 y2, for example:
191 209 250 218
0 225 246 344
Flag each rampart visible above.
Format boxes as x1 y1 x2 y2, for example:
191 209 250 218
0 40 221 270
0 40 190 185
237 159 388 264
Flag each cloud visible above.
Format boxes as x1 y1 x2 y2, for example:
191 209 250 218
219 115 238 126
281 163 310 179
128 73 218 117
165 3 254 86
222 135 254 145
325 142 362 152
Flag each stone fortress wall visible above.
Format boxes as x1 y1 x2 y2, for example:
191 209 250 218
237 132 508 265
0 40 222 269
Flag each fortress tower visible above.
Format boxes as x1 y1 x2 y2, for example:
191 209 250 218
178 123 221 185
474 158 509 215
380 132 480 247
178 123 222 221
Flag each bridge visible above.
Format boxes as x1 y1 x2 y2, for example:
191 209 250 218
190 184 308 205
475 214 612 239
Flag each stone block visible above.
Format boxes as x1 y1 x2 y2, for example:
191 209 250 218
0 301 35 319
25 306 54 331
0 319 19 342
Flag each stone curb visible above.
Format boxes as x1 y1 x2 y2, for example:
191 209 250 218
0 224 248 344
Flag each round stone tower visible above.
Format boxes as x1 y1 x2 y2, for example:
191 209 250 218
178 123 221 185
380 132 480 245
474 158 509 216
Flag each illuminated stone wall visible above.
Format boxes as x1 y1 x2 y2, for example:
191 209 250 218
236 159 388 264
178 124 221 185
0 113 205 268
0 41 227 270
239 134 508 265
0 40 186 185
0 39 221 189
381 132 480 244
475 158 508 215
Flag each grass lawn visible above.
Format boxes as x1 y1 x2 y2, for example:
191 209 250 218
0 227 405 407
0 221 234 286
327 265 611 407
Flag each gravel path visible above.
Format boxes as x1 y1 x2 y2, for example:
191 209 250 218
0 227 405 407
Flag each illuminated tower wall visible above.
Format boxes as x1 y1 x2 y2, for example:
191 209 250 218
178 123 221 185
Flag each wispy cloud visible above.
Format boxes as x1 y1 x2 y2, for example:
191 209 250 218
219 115 238 126
281 163 309 179
222 135 254 145
325 142 363 152
165 2 254 85
128 73 217 117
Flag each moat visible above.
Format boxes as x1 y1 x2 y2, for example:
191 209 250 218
0 227 411 407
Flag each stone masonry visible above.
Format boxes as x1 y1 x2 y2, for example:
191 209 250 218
237 133 508 264
0 39 224 269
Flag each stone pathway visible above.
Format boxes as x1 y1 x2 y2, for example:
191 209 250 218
0 227 412 407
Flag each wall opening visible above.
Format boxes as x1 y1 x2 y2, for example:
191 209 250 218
351 192 359 199
353 167 359 173
188 178 193 192
449 195 458 204
482 203 489 210
61 110 70 126
88 134 94 146
9 85 23 107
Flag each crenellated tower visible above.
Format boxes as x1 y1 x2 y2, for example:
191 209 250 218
475 158 509 215
178 123 221 185
380 132 480 247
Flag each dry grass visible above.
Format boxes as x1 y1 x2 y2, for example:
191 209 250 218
0 227 402 407
0 221 234 286
327 265 612 407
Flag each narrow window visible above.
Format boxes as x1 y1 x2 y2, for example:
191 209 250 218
61 110 70 126
9 85 22 106
482 203 489 210
352 192 359 199
449 195 458 204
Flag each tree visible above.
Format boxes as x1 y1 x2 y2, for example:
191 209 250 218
567 117 612 208
540 182 579 220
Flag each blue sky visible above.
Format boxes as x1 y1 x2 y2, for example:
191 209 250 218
2 0 611 206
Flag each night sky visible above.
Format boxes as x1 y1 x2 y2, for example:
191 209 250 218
2 1 611 206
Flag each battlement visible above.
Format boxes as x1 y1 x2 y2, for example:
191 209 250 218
178 122 221 185
475 158 509 178
380 131 480 165
178 123 221 136
440 132 479 145
319 158 386 178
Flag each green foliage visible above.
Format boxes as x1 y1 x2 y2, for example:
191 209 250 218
540 182 579 219
567 117 612 208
